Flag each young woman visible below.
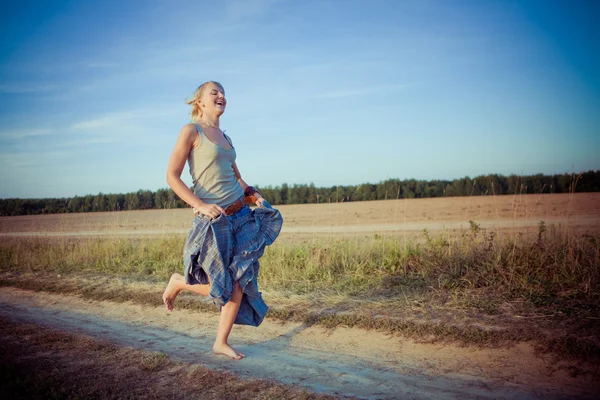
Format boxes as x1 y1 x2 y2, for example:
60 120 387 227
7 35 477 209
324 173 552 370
161 81 282 360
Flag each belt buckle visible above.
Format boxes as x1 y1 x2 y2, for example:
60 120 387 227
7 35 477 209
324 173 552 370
224 199 241 216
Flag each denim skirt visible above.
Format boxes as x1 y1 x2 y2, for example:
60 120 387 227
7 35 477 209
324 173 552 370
183 202 283 326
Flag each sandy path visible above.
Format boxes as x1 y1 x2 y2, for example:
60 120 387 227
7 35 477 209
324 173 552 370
1 287 596 399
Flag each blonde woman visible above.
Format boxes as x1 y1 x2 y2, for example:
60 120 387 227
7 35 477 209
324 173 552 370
162 81 282 360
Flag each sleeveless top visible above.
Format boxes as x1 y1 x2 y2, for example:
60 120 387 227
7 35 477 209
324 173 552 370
187 124 244 207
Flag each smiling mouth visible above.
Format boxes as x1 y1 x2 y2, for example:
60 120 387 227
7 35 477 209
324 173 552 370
215 100 225 106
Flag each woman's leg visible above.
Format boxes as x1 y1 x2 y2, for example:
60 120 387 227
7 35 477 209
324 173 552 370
163 273 245 360
213 281 245 360
162 273 210 311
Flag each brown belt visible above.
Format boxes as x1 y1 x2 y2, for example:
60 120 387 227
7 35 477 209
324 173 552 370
223 194 257 216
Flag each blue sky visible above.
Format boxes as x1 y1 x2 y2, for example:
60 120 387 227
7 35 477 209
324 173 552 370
1 0 598 199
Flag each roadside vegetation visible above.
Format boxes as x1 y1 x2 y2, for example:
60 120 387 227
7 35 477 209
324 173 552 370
2 221 598 361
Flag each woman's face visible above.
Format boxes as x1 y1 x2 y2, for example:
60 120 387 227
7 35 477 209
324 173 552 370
199 82 226 117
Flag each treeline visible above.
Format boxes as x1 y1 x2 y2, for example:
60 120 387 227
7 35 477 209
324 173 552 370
1 171 599 216
258 170 599 204
0 189 186 216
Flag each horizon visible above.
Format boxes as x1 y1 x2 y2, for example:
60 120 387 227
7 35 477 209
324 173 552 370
1 0 599 199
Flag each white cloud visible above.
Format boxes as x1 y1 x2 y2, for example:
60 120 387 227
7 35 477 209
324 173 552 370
224 0 281 23
71 107 177 131
0 150 68 169
62 136 122 146
71 115 122 130
85 62 120 68
0 128 53 140
312 83 418 99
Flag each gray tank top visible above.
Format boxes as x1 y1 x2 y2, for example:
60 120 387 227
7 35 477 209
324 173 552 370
188 124 244 206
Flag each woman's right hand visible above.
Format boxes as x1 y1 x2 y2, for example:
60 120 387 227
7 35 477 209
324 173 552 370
194 203 226 220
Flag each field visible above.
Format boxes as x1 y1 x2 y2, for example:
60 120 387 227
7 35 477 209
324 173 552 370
1 193 600 399
2 193 599 237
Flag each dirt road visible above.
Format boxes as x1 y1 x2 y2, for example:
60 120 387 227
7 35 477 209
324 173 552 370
1 287 596 399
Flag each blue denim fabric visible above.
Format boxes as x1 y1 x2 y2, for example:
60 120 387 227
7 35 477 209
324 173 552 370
183 203 283 326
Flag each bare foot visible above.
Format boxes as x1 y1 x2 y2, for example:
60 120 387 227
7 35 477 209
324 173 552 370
213 342 245 360
162 273 184 312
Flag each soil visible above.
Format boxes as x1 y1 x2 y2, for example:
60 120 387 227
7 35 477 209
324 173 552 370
1 287 598 399
1 193 599 238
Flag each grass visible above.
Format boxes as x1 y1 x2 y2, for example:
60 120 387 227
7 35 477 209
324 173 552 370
1 221 599 360
264 223 600 304
2 222 598 308
0 235 184 278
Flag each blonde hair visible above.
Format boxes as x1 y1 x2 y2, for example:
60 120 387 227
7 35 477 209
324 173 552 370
185 81 225 122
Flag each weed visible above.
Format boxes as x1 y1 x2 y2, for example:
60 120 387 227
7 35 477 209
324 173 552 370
140 351 168 371
468 220 481 238
538 220 546 243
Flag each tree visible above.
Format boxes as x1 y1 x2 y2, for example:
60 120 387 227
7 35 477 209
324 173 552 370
125 192 140 210
154 189 170 209
137 190 154 209
93 193 107 212
280 183 289 204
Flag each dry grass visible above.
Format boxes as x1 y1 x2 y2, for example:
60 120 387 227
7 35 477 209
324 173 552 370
0 316 335 400
2 223 598 308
